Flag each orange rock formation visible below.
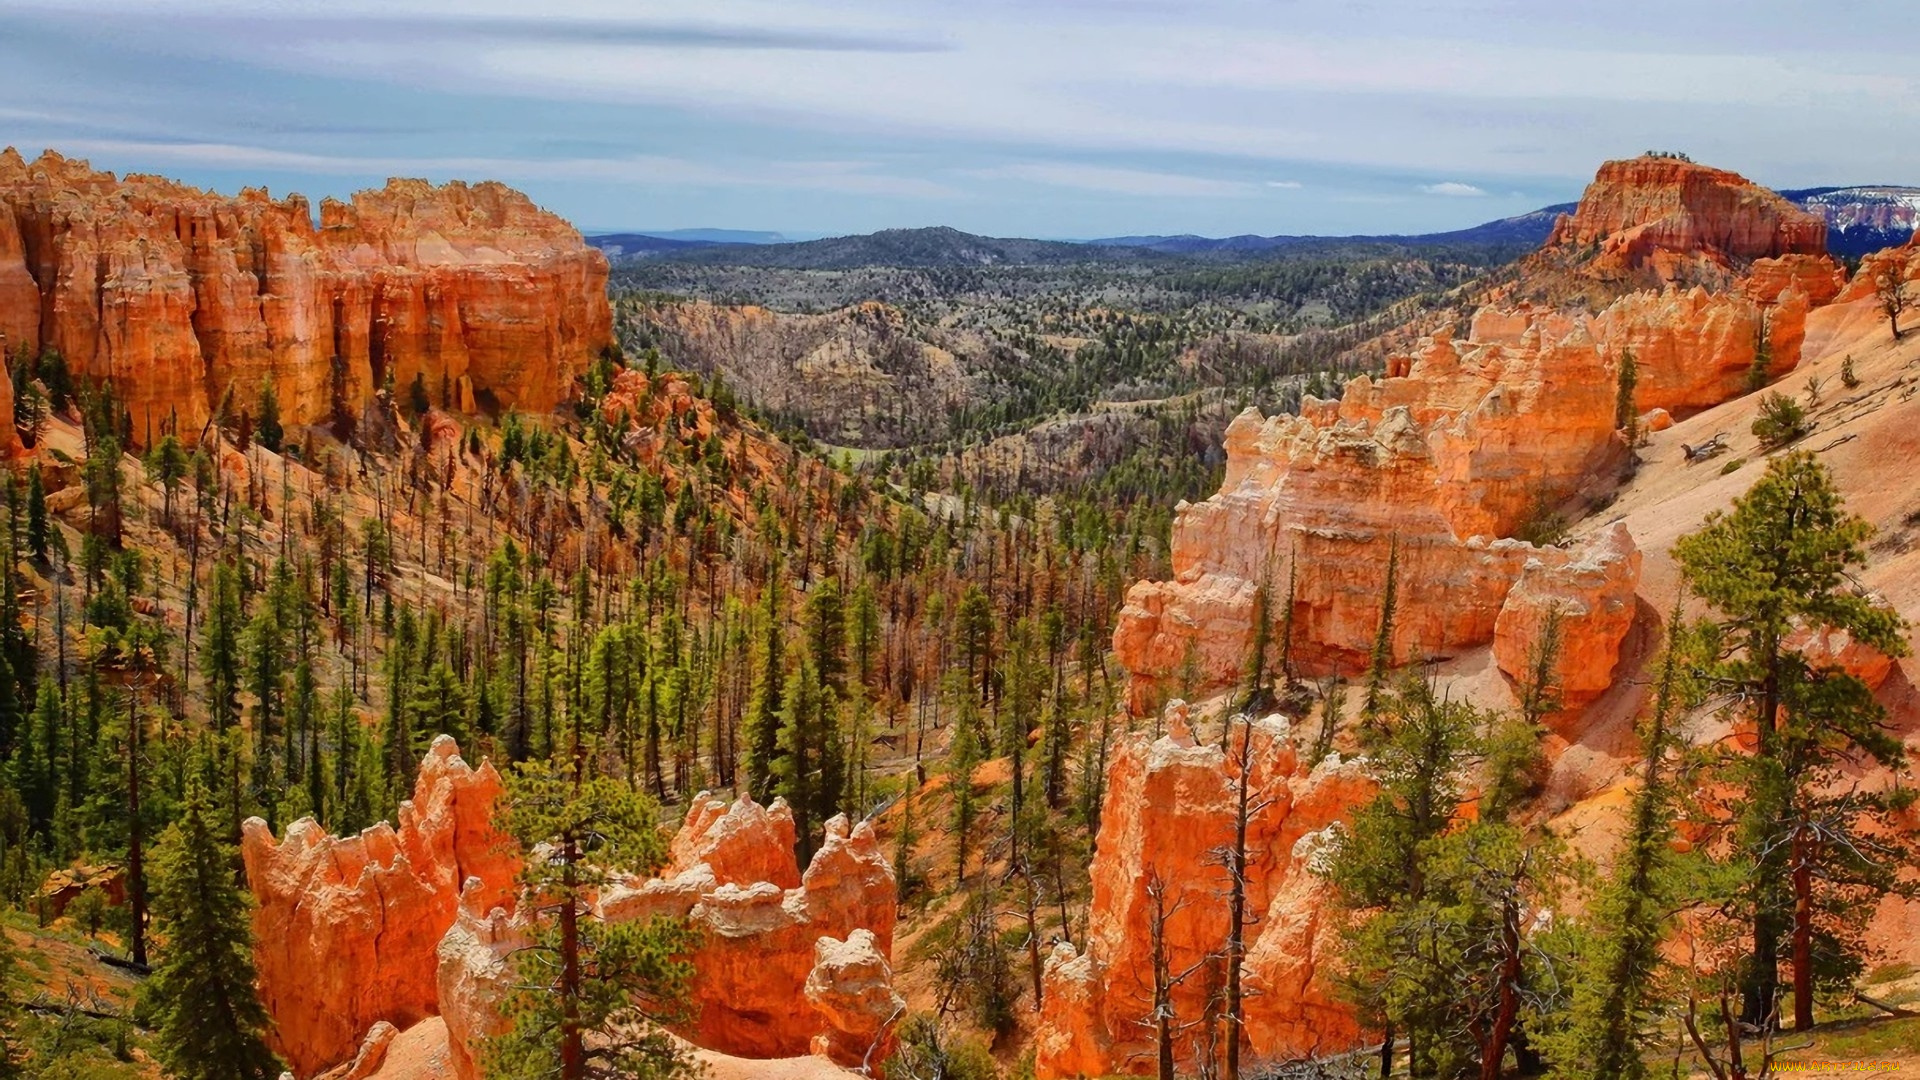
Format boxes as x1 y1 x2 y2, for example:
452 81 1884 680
1547 155 1827 286
439 793 900 1077
1033 715 1374 1078
241 737 516 1078
1116 157 1864 714
1492 522 1642 713
0 148 610 447
1113 312 1636 712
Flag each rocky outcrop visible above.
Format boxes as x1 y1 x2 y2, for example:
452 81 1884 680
636 299 978 448
1547 155 1827 286
1112 159 1875 712
804 930 906 1068
438 795 900 1077
0 148 610 447
1114 311 1636 711
1033 715 1374 1078
598 802 898 1062
1742 254 1847 307
1591 285 1807 416
1838 231 1920 304
1493 523 1643 714
242 737 516 1079
1786 619 1898 690
435 884 527 1080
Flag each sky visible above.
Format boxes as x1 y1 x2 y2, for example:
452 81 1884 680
3 0 1918 240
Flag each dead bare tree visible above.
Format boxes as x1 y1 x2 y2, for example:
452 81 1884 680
1133 868 1212 1080
1875 271 1909 341
1210 715 1280 1080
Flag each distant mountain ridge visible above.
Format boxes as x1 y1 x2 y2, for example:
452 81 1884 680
1778 186 1920 257
605 225 1155 269
592 185 1916 269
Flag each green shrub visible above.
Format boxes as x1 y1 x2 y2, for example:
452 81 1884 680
1514 488 1569 547
892 1014 1001 1080
1752 392 1810 450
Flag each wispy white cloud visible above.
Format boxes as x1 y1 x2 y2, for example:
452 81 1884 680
971 162 1255 198
10 0 1920 234
1418 181 1488 197
53 139 964 199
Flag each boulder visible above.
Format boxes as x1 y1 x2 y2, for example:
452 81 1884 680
314 1021 399 1080
803 929 905 1068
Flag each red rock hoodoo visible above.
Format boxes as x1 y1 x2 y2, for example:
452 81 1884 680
1033 714 1375 1078
241 737 517 1079
437 792 901 1079
0 148 611 447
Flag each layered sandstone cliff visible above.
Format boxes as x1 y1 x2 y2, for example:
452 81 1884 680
1033 713 1374 1078
437 793 901 1078
0 148 610 446
241 737 517 1078
1547 155 1827 286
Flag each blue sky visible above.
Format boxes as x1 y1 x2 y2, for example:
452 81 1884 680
4 0 1918 239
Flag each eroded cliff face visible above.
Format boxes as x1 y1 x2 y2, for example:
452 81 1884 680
0 148 610 446
1033 713 1374 1078
241 737 517 1079
438 793 901 1078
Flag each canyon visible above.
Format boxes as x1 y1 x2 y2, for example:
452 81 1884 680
10 144 1920 1080
0 149 610 447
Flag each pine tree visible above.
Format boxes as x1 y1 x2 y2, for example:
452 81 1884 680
145 775 283 1080
486 764 695 1080
23 465 45 563
956 584 994 701
1361 535 1401 723
774 661 843 862
1545 604 1697 1079
743 579 784 800
850 579 881 693
201 560 244 733
1614 347 1639 439
805 577 847 697
1673 452 1911 1029
1324 677 1478 1079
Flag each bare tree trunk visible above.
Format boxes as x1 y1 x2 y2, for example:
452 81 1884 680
126 685 146 967
561 838 584 1080
1791 821 1815 1032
